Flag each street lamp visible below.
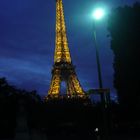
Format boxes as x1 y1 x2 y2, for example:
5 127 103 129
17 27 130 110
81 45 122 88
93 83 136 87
92 7 106 103
92 7 109 140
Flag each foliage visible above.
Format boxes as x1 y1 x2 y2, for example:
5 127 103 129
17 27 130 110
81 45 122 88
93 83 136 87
0 77 42 138
107 2 140 107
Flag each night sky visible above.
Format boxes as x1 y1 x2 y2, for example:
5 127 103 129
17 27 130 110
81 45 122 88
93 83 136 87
0 0 138 99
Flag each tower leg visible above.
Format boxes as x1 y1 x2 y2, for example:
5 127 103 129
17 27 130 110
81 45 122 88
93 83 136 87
48 70 61 97
69 74 84 96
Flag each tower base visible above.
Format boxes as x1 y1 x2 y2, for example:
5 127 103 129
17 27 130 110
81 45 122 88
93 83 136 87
45 93 89 102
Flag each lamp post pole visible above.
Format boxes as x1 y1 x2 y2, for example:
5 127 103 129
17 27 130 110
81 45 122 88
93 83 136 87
92 7 106 105
92 8 110 139
93 25 105 104
93 25 109 140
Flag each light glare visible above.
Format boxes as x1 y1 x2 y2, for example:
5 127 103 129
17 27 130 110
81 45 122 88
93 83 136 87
93 8 105 20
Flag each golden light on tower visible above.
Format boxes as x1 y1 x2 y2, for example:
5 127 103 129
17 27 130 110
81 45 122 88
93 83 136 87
54 0 71 63
46 0 85 98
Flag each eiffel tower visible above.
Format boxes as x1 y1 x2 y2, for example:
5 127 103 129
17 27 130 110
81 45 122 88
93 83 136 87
46 0 86 98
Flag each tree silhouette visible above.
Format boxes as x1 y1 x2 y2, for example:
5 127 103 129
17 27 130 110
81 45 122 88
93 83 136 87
0 78 17 138
108 3 140 109
0 77 43 138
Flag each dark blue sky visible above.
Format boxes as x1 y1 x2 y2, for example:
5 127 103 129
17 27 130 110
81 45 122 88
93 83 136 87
0 0 138 99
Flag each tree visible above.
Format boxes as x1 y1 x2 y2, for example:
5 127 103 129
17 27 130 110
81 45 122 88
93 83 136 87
0 77 43 138
107 3 140 108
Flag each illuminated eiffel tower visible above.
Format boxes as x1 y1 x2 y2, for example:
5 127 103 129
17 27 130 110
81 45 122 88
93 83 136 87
46 0 86 98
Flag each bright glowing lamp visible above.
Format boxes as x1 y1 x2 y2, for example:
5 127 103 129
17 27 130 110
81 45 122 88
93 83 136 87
92 8 105 20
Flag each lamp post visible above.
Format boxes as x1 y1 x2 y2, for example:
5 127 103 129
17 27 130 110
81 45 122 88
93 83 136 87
92 8 109 140
92 7 106 106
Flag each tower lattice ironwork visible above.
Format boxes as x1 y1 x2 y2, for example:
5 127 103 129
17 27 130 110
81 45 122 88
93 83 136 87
47 0 85 98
